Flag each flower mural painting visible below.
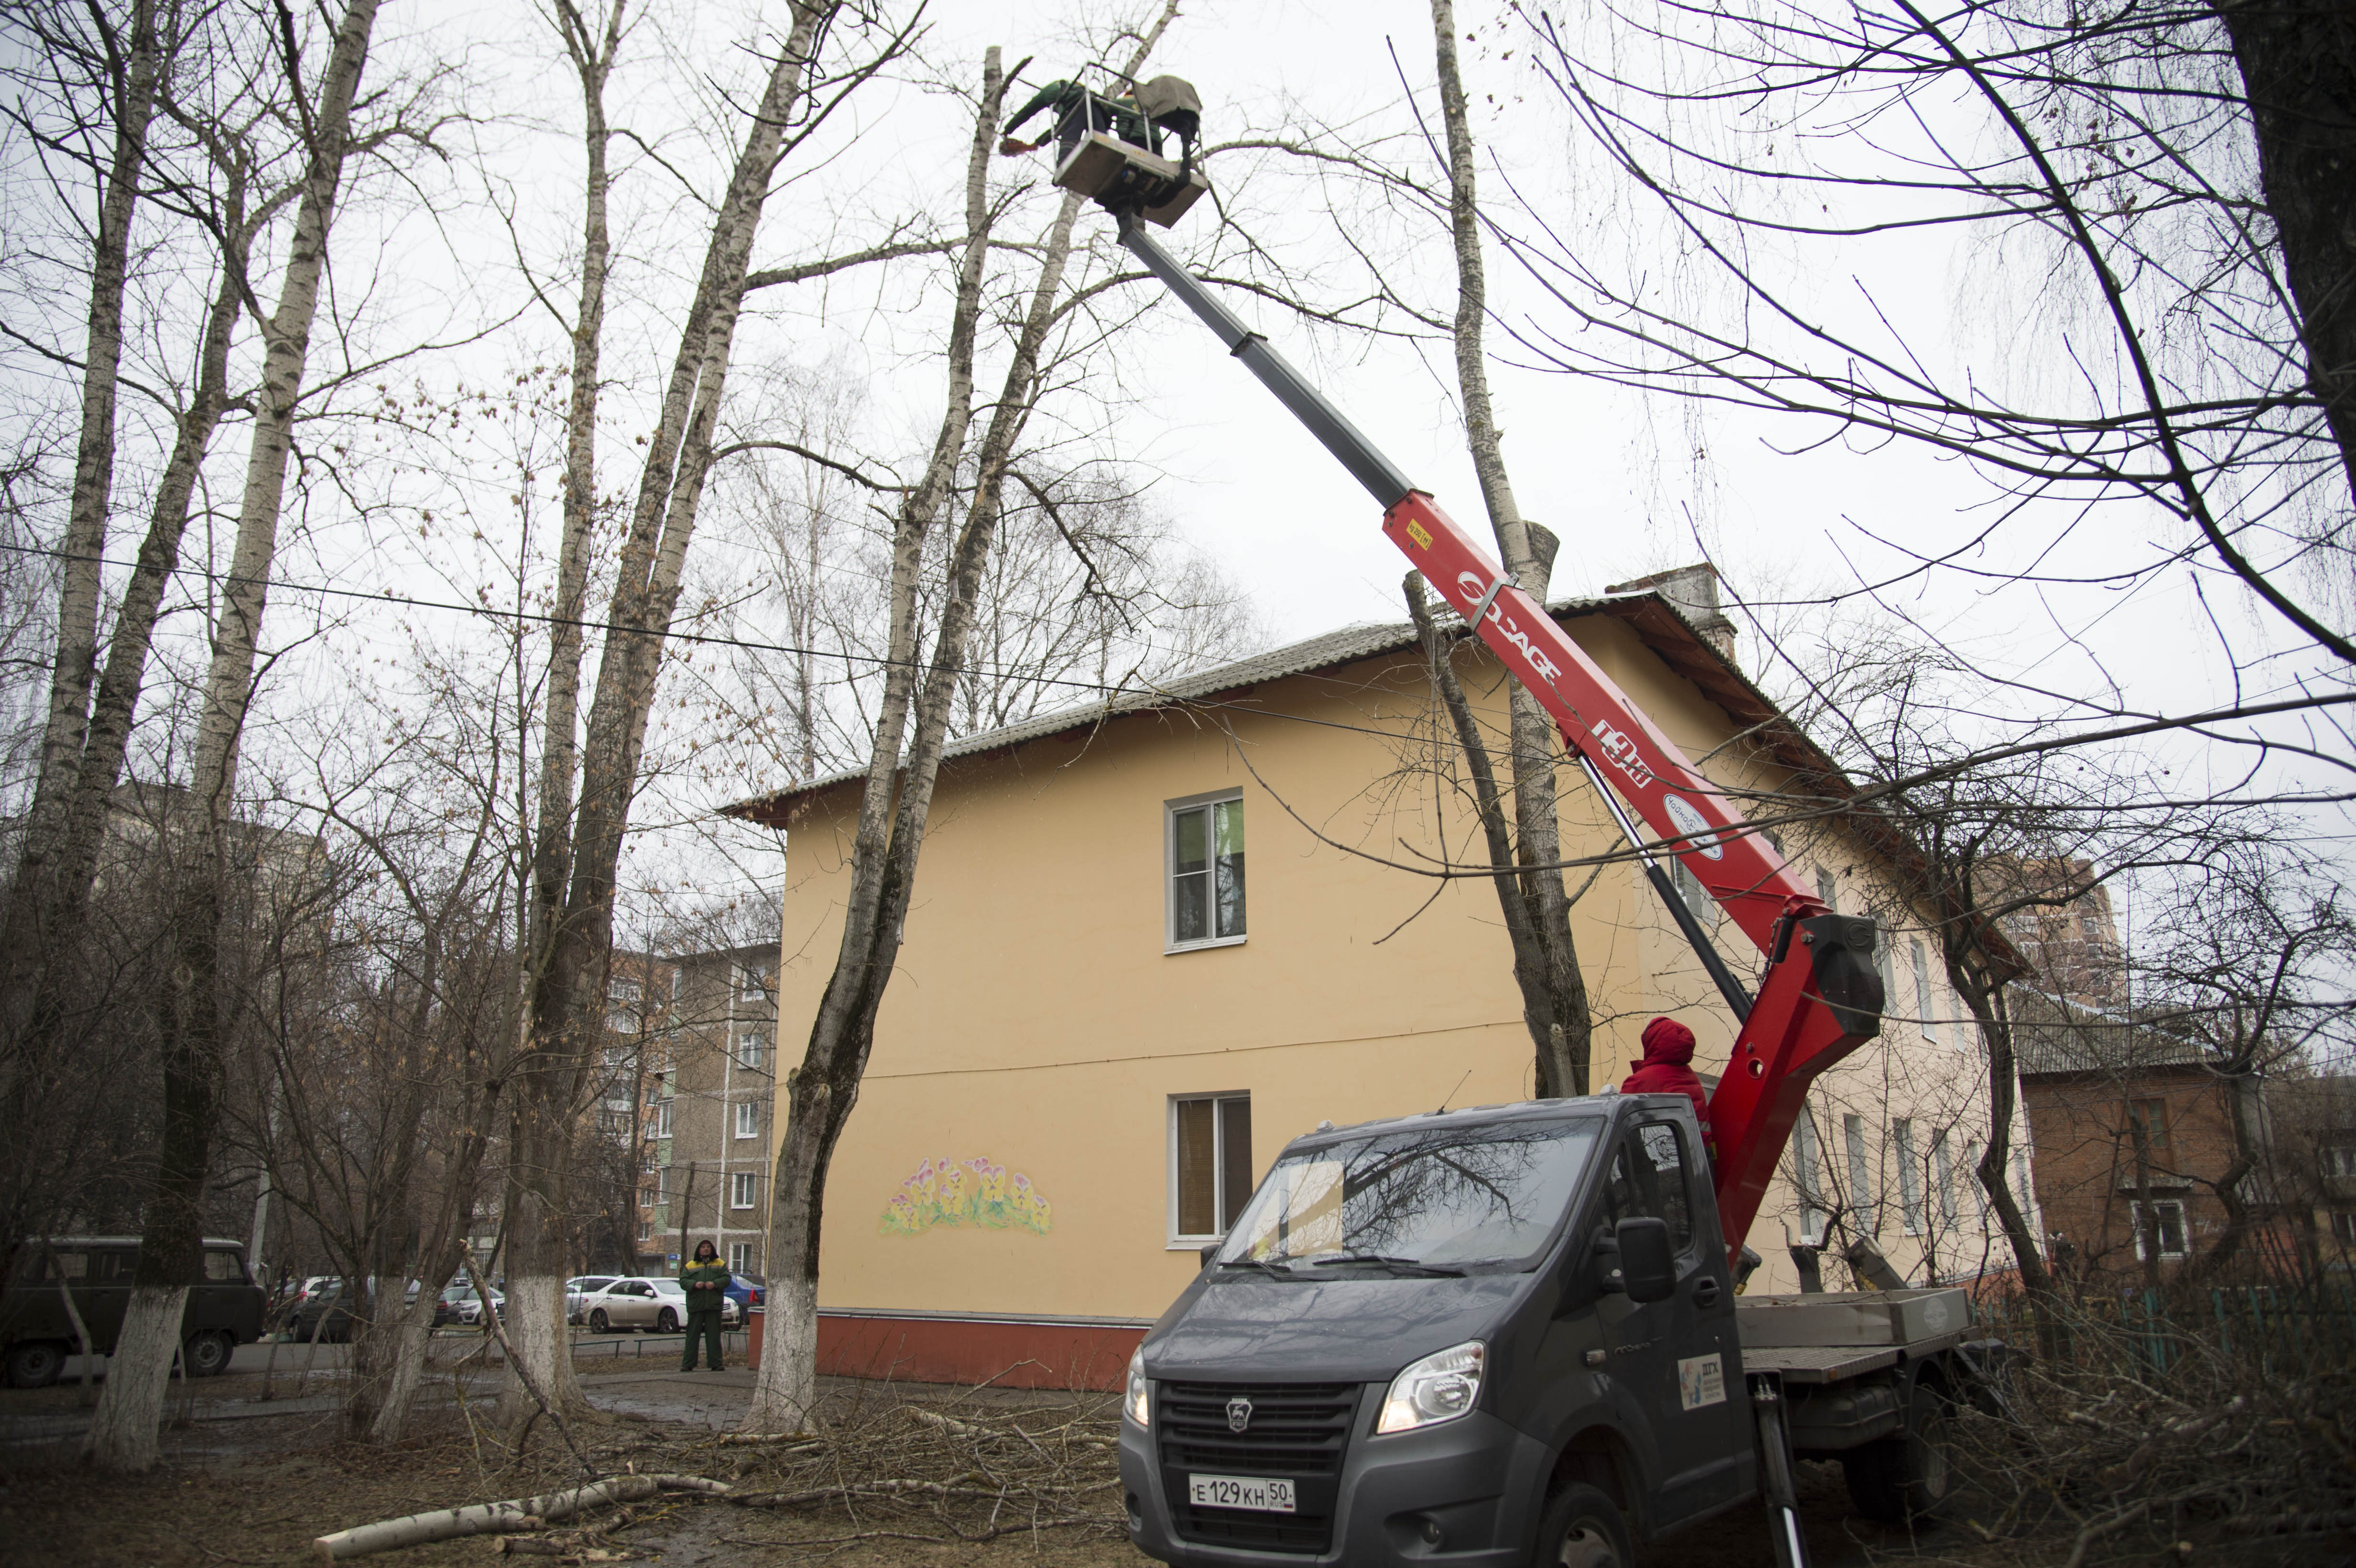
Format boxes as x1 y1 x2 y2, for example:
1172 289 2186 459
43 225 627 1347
880 1155 1053 1236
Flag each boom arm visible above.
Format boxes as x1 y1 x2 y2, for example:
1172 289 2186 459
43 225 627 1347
1113 213 1885 1251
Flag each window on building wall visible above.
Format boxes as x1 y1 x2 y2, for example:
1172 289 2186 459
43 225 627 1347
1168 795 1246 948
607 978 642 1035
736 1029 768 1072
1792 1108 1827 1244
2126 1098 2172 1160
1816 869 1838 910
649 1100 674 1139
637 1221 652 1243
1874 934 1898 1014
639 1186 658 1210
2332 1211 2356 1245
1171 1093 1254 1240
1965 1139 1988 1227
1934 1127 1957 1223
1910 940 1940 1044
2131 1199 2187 1260
2328 1147 2356 1179
1669 856 1716 927
1845 1113 1876 1232
731 1172 758 1209
1895 1120 1925 1235
735 1100 759 1139
738 963 770 1002
729 1242 753 1273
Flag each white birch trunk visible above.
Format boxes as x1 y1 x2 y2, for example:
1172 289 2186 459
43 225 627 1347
1 0 160 1048
747 5 1182 1434
80 1286 185 1469
503 0 833 1428
1427 0 1592 1095
84 0 382 1475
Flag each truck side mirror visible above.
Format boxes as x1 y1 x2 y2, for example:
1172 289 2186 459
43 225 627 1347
1200 1244 1219 1271
1614 1217 1677 1304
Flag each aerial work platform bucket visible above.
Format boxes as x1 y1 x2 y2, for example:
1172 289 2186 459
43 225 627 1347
1053 131 1210 228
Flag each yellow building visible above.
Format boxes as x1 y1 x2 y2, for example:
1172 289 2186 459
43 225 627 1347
726 570 2032 1387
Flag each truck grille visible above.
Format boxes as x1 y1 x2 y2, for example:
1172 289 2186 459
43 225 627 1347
1157 1380 1360 1554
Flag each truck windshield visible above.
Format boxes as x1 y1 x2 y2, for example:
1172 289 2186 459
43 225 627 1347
1216 1117 1602 1272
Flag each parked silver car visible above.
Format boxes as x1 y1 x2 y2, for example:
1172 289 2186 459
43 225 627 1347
564 1276 619 1325
578 1276 739 1334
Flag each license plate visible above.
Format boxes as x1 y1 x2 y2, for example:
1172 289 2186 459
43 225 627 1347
1188 1474 1296 1513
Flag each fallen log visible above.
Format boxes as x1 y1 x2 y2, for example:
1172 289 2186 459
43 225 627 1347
312 1474 731 1560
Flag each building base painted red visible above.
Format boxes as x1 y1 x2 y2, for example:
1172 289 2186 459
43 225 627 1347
814 1309 1150 1391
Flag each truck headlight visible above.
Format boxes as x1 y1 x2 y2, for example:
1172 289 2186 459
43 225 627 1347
1125 1344 1150 1427
1376 1340 1484 1434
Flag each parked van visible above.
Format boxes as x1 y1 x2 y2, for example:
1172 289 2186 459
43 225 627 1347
2 1236 266 1388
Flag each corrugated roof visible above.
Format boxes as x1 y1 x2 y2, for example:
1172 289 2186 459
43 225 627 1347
722 593 1693 822
2011 988 2212 1077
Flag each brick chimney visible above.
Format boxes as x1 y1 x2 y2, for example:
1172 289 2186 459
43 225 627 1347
1603 563 1739 666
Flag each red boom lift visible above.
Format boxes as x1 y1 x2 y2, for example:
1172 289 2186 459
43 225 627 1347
1044 117 1888 1264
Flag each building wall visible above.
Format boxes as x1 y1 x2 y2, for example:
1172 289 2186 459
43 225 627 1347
764 610 2032 1335
2023 1068 2237 1275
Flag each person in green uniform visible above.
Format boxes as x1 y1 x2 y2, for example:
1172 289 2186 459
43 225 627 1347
999 77 1151 162
679 1241 730 1372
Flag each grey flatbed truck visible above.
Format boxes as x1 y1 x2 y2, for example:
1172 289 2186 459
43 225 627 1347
1117 1096 1996 1568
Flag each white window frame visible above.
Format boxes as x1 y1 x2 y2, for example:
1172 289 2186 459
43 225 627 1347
1166 790 1246 953
734 1100 759 1139
2130 1198 2187 1260
1895 1120 1924 1235
649 1100 674 1139
1167 1091 1252 1246
729 1241 753 1273
1845 1113 1876 1234
1792 1107 1827 1245
731 1172 758 1210
738 963 769 1002
735 1028 768 1072
1911 939 1940 1045
1934 1127 1957 1223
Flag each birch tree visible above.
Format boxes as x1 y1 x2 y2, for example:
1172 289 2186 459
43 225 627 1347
745 4 1189 1434
0 0 165 1058
496 0 919 1426
84 0 386 1471
1418 0 1592 1096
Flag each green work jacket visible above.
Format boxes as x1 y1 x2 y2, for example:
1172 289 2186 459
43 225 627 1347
680 1261 730 1316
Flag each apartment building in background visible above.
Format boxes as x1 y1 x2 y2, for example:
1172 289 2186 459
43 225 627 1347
625 943 777 1277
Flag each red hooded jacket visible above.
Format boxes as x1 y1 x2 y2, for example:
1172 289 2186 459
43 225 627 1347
1621 1016 1710 1134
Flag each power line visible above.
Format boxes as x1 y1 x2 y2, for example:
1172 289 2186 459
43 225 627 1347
0 538 1230 705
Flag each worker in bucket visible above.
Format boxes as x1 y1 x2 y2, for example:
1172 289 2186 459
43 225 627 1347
1622 1015 1713 1155
999 76 1152 162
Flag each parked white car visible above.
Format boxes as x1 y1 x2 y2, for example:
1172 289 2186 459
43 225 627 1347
578 1276 739 1334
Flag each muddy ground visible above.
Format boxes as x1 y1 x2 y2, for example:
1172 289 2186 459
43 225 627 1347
1 1362 2345 1568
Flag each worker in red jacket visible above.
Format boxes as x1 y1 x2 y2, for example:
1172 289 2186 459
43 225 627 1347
1621 1016 1713 1154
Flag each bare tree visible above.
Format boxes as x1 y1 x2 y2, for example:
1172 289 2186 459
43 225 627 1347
498 0 918 1426
86 0 388 1471
1509 0 2355 684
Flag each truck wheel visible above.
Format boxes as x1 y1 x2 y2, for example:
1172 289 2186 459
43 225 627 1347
1533 1483 1632 1568
1843 1378 1956 1522
183 1330 235 1378
6 1339 67 1390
